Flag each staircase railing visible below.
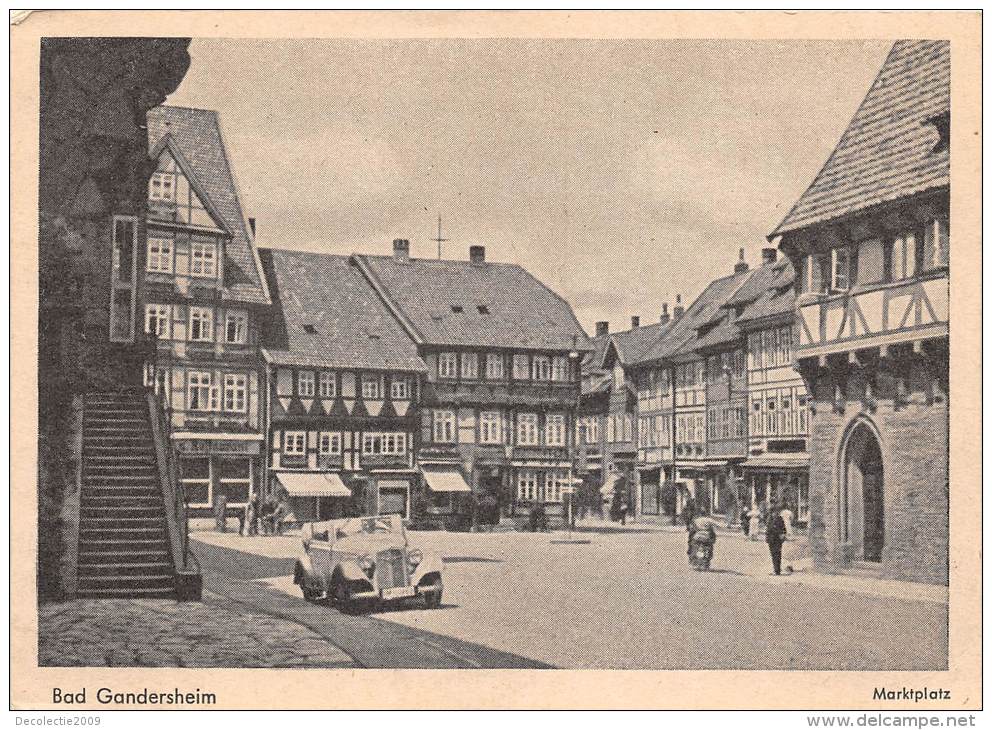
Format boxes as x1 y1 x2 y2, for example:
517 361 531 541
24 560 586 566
146 382 202 600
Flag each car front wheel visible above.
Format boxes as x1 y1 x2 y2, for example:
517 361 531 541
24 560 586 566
302 584 322 602
423 581 443 609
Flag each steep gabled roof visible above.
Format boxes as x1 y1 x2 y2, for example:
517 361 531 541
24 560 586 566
635 268 754 365
735 259 796 327
771 40 949 238
354 253 592 352
601 319 675 370
259 247 427 373
147 105 270 305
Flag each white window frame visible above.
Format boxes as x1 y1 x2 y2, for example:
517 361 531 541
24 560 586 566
361 373 384 400
532 355 551 381
144 304 170 338
283 431 306 456
187 371 218 412
146 236 174 273
545 413 566 447
438 352 457 379
225 310 248 344
149 171 176 202
390 375 410 400
460 352 479 379
363 431 407 456
319 371 337 398
513 353 530 380
189 306 214 342
486 353 504 379
223 373 248 413
543 471 565 503
433 410 456 443
319 432 342 456
516 469 538 501
297 371 315 397
517 413 539 446
831 247 851 291
551 355 570 382
890 231 918 281
189 239 218 278
479 411 503 445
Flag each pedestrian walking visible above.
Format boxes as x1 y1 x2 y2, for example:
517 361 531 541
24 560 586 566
779 503 796 574
741 505 751 537
766 501 788 575
681 498 696 530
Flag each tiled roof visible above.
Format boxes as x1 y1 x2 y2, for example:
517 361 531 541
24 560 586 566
772 40 949 237
355 254 592 352
604 320 675 368
736 260 796 326
147 106 270 305
259 247 427 373
631 269 753 366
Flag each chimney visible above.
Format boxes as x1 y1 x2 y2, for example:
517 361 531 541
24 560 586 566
762 247 777 265
595 321 609 337
248 217 256 238
673 294 685 320
469 245 486 265
734 247 749 274
392 238 410 262
660 303 670 324
631 315 640 329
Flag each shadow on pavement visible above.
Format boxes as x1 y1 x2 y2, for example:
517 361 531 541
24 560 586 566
442 556 503 564
192 538 550 669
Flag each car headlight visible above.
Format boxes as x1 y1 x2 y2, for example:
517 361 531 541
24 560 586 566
358 555 375 577
407 549 423 567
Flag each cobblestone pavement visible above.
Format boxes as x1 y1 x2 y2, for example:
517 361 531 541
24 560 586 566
38 592 355 668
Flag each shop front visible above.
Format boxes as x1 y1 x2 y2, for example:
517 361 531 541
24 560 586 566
271 470 352 522
741 455 810 529
418 463 473 529
175 433 263 517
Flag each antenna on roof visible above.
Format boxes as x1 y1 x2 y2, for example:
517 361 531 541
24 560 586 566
431 214 450 259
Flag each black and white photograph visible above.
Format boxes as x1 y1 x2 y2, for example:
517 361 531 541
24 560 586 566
13 9 980 713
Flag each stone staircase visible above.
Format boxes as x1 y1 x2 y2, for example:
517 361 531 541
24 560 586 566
77 391 175 598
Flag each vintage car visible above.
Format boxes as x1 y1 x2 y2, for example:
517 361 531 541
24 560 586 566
293 514 444 612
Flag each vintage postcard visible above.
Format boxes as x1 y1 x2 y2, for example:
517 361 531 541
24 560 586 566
10 9 981 711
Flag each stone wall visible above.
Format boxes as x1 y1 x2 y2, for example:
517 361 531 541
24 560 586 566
804 343 949 584
38 38 190 599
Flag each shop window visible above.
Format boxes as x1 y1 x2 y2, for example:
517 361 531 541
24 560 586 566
180 457 210 505
217 457 251 505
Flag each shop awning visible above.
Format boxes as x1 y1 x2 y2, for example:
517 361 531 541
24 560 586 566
420 466 472 493
276 472 351 498
742 455 810 470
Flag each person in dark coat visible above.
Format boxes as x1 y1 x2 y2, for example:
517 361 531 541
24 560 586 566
766 501 788 575
680 498 696 530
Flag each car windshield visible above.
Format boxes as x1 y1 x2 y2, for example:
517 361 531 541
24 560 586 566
335 516 397 539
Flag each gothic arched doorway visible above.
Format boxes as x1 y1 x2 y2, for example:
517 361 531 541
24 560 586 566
841 421 885 562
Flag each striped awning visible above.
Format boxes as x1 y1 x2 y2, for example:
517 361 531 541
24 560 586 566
276 472 351 498
420 465 472 493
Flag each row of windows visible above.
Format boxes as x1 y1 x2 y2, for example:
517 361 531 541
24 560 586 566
428 410 567 446
436 351 573 382
675 413 706 445
751 388 809 437
606 413 634 443
638 414 671 449
747 326 793 371
282 431 409 457
675 361 706 390
704 350 746 383
145 304 247 344
516 469 569 503
147 236 218 278
284 370 411 401
707 405 747 440
145 366 249 413
799 219 949 295
576 416 601 445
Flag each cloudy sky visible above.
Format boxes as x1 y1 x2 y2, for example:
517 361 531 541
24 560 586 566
167 38 890 333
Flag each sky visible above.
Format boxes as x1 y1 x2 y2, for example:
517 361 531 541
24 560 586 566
167 38 891 334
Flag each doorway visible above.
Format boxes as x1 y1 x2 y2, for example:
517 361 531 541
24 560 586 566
842 421 885 562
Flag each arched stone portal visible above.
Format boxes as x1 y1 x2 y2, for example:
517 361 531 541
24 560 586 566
840 420 885 562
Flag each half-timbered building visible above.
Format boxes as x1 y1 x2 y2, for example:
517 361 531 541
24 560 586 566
772 40 949 583
354 240 591 526
259 248 428 521
142 106 272 515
